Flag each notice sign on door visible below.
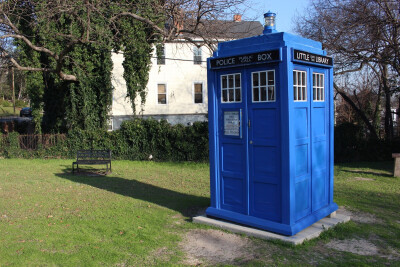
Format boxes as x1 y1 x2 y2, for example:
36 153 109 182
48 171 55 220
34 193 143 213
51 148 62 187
224 111 241 136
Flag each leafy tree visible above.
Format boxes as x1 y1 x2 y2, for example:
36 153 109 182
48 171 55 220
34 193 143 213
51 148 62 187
295 0 400 140
0 0 248 132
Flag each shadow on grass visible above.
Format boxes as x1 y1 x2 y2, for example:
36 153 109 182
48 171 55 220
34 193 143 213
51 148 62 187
341 170 393 178
55 167 210 217
338 161 394 178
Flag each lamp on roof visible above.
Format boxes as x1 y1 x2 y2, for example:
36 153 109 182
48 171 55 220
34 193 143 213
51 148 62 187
263 11 277 34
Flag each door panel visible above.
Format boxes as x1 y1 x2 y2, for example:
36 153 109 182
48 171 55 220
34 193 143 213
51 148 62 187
311 69 329 212
218 71 247 214
217 66 281 221
293 66 329 220
248 67 281 222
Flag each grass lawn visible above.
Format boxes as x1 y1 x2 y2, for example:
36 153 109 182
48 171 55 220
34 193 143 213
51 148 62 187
0 105 20 116
0 159 399 266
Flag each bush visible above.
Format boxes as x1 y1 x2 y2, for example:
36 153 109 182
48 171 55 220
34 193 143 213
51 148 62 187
334 122 399 162
0 118 209 162
15 99 28 108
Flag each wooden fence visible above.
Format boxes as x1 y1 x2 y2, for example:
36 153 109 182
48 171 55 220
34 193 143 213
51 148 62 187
18 134 66 150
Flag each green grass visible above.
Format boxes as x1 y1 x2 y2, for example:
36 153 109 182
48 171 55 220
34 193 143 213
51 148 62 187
0 159 399 266
0 105 20 116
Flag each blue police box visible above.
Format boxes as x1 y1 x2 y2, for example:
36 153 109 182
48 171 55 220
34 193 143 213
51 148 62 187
206 12 338 236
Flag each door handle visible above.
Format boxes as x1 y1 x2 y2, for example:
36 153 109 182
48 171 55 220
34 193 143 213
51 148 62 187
250 140 253 144
248 119 251 128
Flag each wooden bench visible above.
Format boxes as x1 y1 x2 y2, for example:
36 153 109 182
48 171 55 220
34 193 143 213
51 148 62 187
72 150 112 173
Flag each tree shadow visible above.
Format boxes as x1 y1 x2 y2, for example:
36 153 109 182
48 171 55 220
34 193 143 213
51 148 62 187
341 170 393 178
338 161 394 178
55 167 210 217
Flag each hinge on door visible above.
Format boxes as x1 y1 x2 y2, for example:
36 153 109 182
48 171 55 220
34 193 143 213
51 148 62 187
248 119 251 128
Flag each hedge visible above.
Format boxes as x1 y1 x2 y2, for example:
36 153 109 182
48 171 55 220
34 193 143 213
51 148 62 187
0 118 209 162
1 119 398 163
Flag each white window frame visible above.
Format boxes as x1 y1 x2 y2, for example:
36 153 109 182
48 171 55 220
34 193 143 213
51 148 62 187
313 73 325 102
221 73 242 103
293 70 307 102
193 46 202 65
157 83 168 105
251 70 276 103
193 81 204 104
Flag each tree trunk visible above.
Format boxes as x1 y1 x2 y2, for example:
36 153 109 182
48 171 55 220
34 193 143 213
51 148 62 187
382 64 394 141
334 83 379 140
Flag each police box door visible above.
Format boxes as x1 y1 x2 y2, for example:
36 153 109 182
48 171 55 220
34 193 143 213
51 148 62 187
293 66 330 221
217 70 248 214
217 66 281 222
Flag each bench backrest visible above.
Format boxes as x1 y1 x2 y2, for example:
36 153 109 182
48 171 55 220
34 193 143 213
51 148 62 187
77 150 111 160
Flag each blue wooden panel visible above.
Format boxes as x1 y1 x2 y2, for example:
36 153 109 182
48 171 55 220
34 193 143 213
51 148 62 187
222 144 245 173
253 146 278 178
294 108 308 140
312 141 326 171
252 109 277 140
295 178 310 220
312 107 325 137
252 182 281 221
222 176 245 212
295 144 308 177
312 170 327 211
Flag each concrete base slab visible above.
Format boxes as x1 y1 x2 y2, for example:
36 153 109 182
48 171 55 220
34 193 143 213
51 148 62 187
193 213 350 245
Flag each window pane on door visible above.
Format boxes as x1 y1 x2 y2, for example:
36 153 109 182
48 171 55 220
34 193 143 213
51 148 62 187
293 70 307 101
221 73 241 103
252 70 275 102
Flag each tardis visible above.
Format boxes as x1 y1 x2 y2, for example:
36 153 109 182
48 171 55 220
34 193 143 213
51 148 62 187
206 12 338 236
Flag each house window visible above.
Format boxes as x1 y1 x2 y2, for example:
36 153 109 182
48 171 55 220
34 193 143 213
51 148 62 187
252 70 275 102
194 83 203 103
107 117 113 131
157 45 165 65
313 73 324 101
221 73 241 103
158 84 167 104
293 70 307 101
193 46 202 64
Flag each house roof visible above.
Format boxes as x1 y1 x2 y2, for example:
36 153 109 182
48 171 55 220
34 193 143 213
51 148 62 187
166 18 264 42
207 20 264 39
187 19 264 41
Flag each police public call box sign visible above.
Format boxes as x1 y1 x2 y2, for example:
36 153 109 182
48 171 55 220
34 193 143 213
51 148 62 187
210 49 280 69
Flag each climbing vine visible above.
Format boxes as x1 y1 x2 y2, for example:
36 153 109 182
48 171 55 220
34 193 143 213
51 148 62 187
116 12 161 114
13 0 162 132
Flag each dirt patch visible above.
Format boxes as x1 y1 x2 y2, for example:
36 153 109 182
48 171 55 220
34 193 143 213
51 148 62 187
325 238 378 256
338 206 382 224
325 238 400 260
180 229 255 266
353 177 375 181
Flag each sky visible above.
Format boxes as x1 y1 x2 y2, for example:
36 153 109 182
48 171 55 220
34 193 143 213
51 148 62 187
239 0 311 34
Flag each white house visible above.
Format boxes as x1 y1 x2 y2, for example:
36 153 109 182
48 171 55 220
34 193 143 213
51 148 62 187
110 16 263 130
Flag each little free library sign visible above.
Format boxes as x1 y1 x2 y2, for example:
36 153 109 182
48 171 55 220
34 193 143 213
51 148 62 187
210 49 280 69
293 49 333 66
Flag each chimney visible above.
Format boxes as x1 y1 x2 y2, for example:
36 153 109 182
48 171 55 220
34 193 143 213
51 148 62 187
233 14 242 22
174 8 184 32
